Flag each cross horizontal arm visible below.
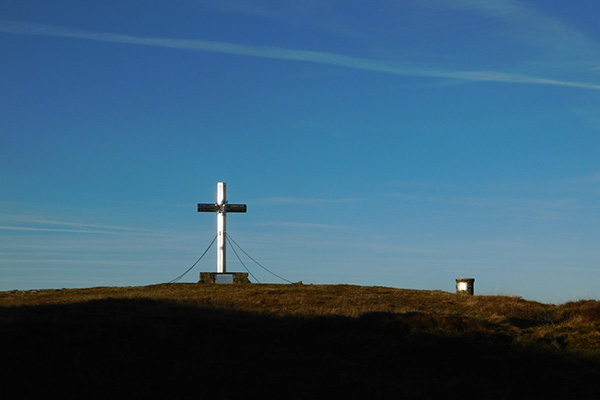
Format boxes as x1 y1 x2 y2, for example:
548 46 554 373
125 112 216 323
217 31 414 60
197 204 247 213
226 204 247 213
197 203 219 212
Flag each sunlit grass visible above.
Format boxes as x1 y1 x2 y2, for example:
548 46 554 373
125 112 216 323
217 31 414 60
2 283 599 357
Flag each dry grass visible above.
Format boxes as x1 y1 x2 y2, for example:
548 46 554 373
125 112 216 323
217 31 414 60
2 283 599 354
2 283 600 399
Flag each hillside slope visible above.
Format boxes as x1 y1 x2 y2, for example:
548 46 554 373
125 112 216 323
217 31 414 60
2 284 600 399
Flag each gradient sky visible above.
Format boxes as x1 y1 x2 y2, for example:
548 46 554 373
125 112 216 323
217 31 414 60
1 1 599 303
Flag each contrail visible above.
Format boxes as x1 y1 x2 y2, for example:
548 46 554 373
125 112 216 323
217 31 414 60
0 225 118 234
2 20 600 90
0 225 153 235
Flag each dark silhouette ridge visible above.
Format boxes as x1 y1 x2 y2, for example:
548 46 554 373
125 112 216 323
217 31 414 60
2 295 600 399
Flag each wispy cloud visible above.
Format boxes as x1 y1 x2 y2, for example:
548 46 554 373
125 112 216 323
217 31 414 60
258 221 352 230
0 214 155 235
391 191 595 222
571 106 600 130
426 0 600 69
2 20 600 90
259 196 360 205
0 225 118 234
581 172 600 184
0 214 201 251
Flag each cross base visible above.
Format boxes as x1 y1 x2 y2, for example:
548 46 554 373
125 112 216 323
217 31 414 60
199 272 251 284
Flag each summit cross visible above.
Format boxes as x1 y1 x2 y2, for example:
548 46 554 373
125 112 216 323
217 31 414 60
197 182 247 274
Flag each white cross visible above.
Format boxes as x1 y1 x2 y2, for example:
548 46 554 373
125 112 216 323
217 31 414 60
197 182 247 273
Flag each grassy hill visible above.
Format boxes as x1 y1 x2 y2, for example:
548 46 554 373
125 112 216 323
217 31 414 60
2 283 600 399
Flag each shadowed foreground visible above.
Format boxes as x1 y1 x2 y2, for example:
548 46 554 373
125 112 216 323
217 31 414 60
2 284 600 399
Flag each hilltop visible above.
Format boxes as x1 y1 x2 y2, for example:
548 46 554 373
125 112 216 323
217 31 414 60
2 283 600 399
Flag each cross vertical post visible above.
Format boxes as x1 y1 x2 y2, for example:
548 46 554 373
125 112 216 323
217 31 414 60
197 182 247 276
216 182 226 273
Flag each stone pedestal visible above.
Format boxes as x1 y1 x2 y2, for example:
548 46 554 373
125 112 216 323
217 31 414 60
199 272 251 284
456 278 475 295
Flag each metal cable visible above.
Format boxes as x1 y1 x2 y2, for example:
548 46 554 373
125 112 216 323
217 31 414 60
226 235 260 283
227 234 294 284
168 234 217 283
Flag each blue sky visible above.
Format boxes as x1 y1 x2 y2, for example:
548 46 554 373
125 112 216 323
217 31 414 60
1 1 599 303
